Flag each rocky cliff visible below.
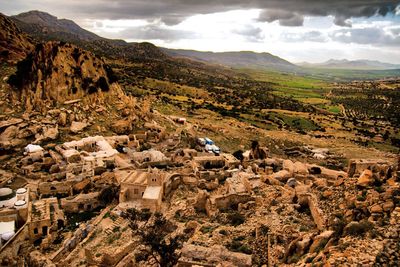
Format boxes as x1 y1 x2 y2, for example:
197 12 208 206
8 41 125 112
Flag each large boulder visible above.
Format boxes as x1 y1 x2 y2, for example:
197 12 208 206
194 190 209 212
0 125 18 141
42 126 59 140
293 161 309 175
270 170 291 182
283 159 294 176
58 112 67 126
357 169 374 187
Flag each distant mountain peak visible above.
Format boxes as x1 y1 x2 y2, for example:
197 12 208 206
11 10 101 41
14 10 58 23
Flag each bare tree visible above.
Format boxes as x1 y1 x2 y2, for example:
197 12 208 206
122 208 190 267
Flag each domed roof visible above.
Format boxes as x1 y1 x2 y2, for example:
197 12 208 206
14 200 26 206
16 188 27 194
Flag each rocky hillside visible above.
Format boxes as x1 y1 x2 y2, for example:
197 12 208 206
12 10 100 41
8 41 124 112
0 13 34 63
1 39 141 152
11 11 167 61
163 48 299 72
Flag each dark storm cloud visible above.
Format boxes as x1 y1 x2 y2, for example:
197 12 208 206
258 10 304 26
3 0 399 27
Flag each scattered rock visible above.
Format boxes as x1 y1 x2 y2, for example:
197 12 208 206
112 119 132 134
58 112 67 126
70 121 88 133
309 230 334 253
357 169 374 187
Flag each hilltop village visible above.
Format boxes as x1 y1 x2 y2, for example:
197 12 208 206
0 12 399 267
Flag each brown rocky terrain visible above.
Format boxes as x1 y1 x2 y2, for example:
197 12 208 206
8 41 124 112
0 14 143 155
0 10 398 267
0 13 34 63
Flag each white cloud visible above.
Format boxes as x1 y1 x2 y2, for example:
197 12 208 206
79 9 400 63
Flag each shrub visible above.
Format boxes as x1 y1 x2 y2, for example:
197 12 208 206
226 240 252 255
200 225 216 234
219 229 228 235
345 221 373 236
227 212 245 226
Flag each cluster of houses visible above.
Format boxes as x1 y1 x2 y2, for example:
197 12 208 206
0 130 228 249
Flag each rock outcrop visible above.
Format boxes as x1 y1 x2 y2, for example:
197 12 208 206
8 41 124 112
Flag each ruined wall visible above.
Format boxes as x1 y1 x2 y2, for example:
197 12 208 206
141 196 161 212
61 193 101 213
214 194 255 211
38 180 74 196
0 224 29 265
348 159 392 178
163 174 181 197
0 209 18 223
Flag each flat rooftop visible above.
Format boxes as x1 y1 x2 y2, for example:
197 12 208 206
142 186 162 200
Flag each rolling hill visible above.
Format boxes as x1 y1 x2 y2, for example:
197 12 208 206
163 48 298 72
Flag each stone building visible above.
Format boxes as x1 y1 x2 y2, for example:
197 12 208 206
56 135 123 163
192 155 226 171
118 169 167 212
0 187 29 245
28 198 65 241
205 172 255 216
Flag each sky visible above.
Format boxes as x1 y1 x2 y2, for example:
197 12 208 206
2 0 400 64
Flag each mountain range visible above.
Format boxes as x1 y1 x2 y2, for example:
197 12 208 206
5 10 400 72
300 59 400 70
162 48 298 72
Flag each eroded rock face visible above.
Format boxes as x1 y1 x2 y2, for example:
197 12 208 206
8 41 121 112
0 13 34 63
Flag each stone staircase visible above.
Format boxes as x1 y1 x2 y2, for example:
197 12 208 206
105 216 125 235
